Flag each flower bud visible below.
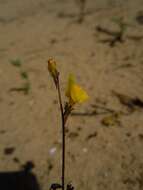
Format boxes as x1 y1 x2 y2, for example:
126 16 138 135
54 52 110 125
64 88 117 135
48 58 59 87
48 58 58 77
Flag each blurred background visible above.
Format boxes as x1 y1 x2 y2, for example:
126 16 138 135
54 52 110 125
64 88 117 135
0 0 143 190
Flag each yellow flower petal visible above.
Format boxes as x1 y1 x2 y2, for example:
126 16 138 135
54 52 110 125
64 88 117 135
65 74 89 104
71 84 89 103
65 74 75 98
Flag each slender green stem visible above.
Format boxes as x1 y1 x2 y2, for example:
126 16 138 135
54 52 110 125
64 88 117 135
57 77 65 190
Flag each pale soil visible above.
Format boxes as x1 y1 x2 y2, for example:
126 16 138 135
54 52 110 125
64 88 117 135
0 0 143 190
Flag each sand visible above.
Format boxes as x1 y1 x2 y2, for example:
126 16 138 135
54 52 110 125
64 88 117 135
0 0 143 190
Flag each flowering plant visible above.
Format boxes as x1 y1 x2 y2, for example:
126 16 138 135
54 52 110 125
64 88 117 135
48 58 88 190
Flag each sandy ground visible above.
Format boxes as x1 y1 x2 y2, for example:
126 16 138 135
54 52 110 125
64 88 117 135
0 0 143 190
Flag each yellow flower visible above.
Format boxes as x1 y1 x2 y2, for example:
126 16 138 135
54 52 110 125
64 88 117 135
48 58 58 78
66 74 89 104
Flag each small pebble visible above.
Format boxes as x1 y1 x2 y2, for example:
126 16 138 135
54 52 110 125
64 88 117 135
82 148 88 153
49 147 57 155
28 100 35 107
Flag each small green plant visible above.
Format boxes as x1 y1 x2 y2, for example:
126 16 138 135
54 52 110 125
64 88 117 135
10 59 30 95
112 17 128 39
48 58 88 190
10 58 22 67
96 17 131 47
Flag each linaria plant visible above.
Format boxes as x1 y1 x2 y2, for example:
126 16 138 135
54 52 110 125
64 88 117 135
48 58 88 190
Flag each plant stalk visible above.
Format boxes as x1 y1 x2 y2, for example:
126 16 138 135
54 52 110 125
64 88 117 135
57 77 65 190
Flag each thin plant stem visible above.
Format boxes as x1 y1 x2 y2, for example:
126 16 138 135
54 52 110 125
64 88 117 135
57 77 65 190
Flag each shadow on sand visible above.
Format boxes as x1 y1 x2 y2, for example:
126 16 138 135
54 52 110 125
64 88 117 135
0 162 40 190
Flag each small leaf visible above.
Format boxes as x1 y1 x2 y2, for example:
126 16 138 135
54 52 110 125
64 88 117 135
10 59 22 67
20 71 28 80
